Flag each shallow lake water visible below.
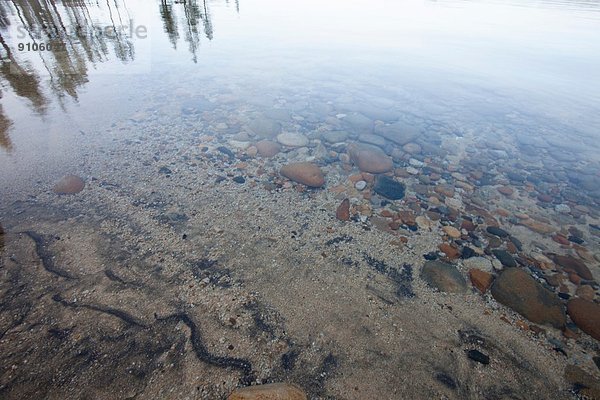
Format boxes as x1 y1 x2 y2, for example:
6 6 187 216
1 0 600 399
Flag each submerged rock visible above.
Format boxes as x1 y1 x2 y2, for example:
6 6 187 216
280 162 325 187
463 257 494 273
358 133 387 148
277 132 309 147
322 130 349 143
492 250 517 268
53 175 85 194
247 117 281 138
227 383 307 400
442 226 461 239
421 260 467 293
348 144 393 173
469 269 493 293
567 298 600 340
552 254 593 280
373 175 405 200
255 140 281 157
374 121 420 145
486 226 509 238
491 268 566 328
564 365 600 399
336 198 350 221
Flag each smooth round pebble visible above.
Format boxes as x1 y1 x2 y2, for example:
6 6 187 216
53 175 85 194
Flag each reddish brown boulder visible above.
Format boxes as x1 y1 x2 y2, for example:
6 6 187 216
439 243 460 259
53 175 85 194
336 199 350 221
280 162 325 187
567 298 600 340
552 255 593 280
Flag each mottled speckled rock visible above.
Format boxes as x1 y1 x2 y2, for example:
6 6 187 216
227 383 307 400
491 268 566 328
280 162 325 187
53 175 85 194
567 298 600 340
421 260 467 293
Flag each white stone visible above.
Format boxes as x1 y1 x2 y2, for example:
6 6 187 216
491 259 504 271
355 181 367 191
406 166 419 175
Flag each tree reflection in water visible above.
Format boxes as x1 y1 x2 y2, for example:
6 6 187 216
0 0 226 151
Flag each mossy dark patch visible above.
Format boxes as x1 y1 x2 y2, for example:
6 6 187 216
363 254 414 298
325 235 353 246
24 231 76 279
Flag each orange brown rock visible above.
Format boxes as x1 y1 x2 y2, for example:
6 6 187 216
439 243 460 259
336 199 350 221
469 269 493 293
567 298 600 340
280 162 325 187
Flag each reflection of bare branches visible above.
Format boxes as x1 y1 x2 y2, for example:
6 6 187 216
0 95 13 151
105 0 135 62
0 1 10 29
160 0 179 48
202 0 213 40
182 0 201 62
157 0 217 63
0 32 48 114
